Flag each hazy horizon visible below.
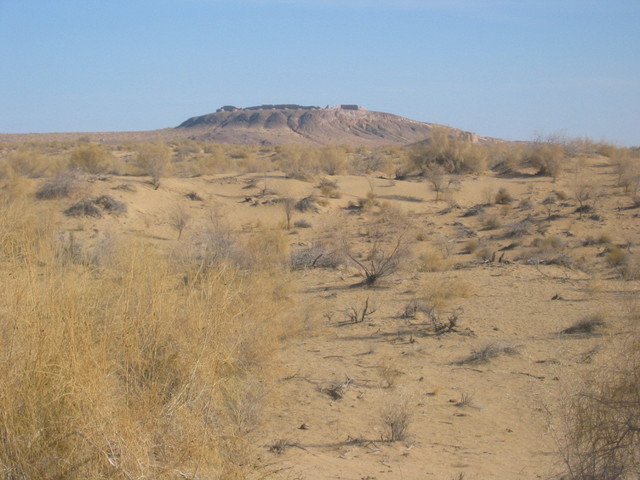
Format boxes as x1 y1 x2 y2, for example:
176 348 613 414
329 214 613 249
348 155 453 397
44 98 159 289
1 0 638 145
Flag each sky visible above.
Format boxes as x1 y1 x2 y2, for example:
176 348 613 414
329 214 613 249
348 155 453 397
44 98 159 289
0 0 638 145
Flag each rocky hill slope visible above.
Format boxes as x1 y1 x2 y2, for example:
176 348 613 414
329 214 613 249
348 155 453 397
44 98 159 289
177 104 481 146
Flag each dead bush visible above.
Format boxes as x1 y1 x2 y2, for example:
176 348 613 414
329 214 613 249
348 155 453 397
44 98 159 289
94 195 127 215
560 315 606 335
455 342 518 365
345 234 406 286
293 219 312 229
295 195 320 213
556 336 640 479
64 199 102 218
503 218 535 238
169 205 191 240
317 177 341 198
495 187 513 205
345 297 376 324
289 244 344 270
135 142 172 189
35 171 81 200
380 398 412 442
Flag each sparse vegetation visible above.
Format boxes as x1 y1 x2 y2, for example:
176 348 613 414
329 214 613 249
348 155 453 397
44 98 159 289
35 170 81 199
556 335 640 480
456 342 518 365
135 142 172 189
1 129 639 479
69 143 114 174
380 398 412 442
560 315 606 335
345 234 405 286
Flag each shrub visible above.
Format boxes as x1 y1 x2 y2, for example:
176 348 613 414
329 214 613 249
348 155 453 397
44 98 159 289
455 342 518 365
380 399 411 442
495 187 513 205
523 138 565 177
481 213 502 230
557 336 640 479
69 143 114 174
0 202 291 479
4 150 48 178
290 244 344 270
295 195 320 213
135 142 172 189
169 205 191 240
281 197 296 230
319 146 346 175
64 199 102 218
317 178 341 198
423 164 451 202
418 247 450 272
606 246 629 267
504 219 535 238
345 234 406 286
410 126 486 174
462 238 479 254
94 195 127 215
293 219 312 229
560 315 606 335
35 171 81 200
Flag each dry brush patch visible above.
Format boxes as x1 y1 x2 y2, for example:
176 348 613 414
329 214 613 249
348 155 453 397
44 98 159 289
553 334 640 479
0 187 292 480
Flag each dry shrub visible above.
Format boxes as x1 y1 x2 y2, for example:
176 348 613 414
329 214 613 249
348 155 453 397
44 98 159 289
64 199 102 218
0 190 291 479
69 143 115 174
318 146 346 175
504 218 535 238
556 335 640 479
35 171 82 200
495 187 513 205
277 145 321 180
2 149 49 178
379 397 412 442
422 277 472 310
462 238 480 254
317 177 341 198
378 360 403 388
295 195 320 213
455 342 518 365
418 246 451 272
560 314 606 335
290 243 344 270
480 213 502 230
532 235 566 253
606 246 629 267
523 138 565 178
410 126 487 174
64 196 127 219
345 232 407 286
135 142 172 189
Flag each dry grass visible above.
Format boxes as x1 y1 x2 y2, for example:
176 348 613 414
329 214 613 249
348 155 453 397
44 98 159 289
0 186 291 479
555 335 640 479
379 397 412 442
422 277 473 310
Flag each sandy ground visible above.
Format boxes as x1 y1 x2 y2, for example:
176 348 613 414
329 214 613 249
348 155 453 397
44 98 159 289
49 156 640 479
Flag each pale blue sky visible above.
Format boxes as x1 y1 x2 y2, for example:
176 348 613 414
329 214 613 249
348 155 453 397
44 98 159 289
1 0 638 144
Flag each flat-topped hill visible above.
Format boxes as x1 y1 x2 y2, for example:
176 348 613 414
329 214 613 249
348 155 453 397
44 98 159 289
177 104 482 146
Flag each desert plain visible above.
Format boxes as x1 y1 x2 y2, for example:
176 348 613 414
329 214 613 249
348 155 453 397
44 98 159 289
0 111 639 480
